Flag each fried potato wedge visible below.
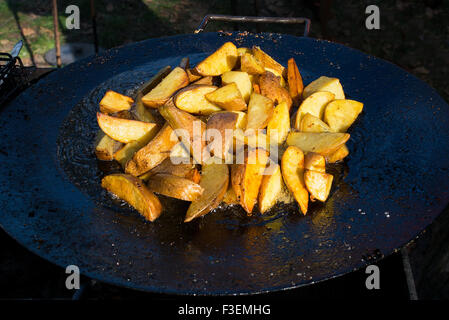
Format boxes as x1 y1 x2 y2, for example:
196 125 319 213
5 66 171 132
174 84 221 115
205 83 247 111
186 68 202 82
267 101 290 145
206 111 238 158
194 42 238 76
138 66 172 96
231 148 269 214
259 164 286 213
233 129 269 151
139 157 199 181
252 46 285 79
299 113 331 132
287 58 304 107
193 76 214 86
286 132 350 156
221 71 252 103
134 92 157 123
146 173 203 201
113 127 160 168
170 142 191 159
159 103 206 163
222 186 239 205
101 174 162 221
281 146 309 215
259 71 292 110
97 112 157 143
326 144 349 163
125 123 177 176
232 111 248 129
294 91 335 129
246 93 274 130
95 130 124 161
99 90 134 114
142 67 189 108
185 163 229 222
303 76 345 100
240 53 265 75
304 152 326 172
304 170 333 202
324 99 363 132
237 47 251 56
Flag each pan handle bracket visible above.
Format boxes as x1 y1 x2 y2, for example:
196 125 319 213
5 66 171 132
195 14 311 37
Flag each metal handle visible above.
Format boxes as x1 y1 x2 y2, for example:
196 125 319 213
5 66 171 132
195 14 311 37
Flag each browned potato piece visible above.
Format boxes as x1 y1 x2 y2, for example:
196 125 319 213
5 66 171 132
231 148 269 214
323 99 364 132
125 123 178 176
221 71 252 103
259 71 292 110
186 68 202 82
174 85 221 115
99 90 134 114
304 152 326 172
97 112 157 143
281 146 309 215
193 76 214 85
259 164 286 213
159 103 206 163
303 76 345 100
194 42 238 76
95 130 123 161
205 83 247 111
139 157 198 181
146 173 203 201
267 101 290 145
134 92 157 123
294 91 335 129
287 58 304 107
304 170 333 202
286 132 350 156
252 46 285 79
326 144 350 163
113 126 160 168
222 186 239 205
142 67 189 108
246 93 274 130
185 163 229 222
233 129 269 151
253 83 261 94
101 174 162 221
206 111 238 159
299 113 331 132
240 53 265 75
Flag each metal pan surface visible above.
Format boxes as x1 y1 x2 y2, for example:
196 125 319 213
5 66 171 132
1 32 449 295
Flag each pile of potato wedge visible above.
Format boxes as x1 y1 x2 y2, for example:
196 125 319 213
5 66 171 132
95 41 363 223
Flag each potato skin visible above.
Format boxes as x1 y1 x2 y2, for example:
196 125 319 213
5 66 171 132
287 58 303 107
101 174 162 221
259 71 292 110
146 173 203 201
95 130 123 161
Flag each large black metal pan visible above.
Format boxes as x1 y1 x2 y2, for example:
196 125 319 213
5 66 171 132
1 31 449 295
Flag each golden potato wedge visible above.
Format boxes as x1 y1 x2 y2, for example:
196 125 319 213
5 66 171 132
259 164 286 213
237 47 251 56
287 58 304 107
240 53 265 75
259 71 292 110
205 83 247 111
294 91 335 129
142 67 189 108
139 157 198 181
221 71 252 103
101 174 162 221
194 42 238 76
231 148 269 214
134 92 157 123
193 76 214 86
286 132 350 156
206 111 238 158
326 144 349 163
146 173 203 201
267 101 290 145
97 112 157 143
185 163 229 222
232 111 248 129
113 126 160 168
159 103 206 163
233 129 269 151
94 130 123 161
323 99 364 132
186 68 202 82
281 146 308 215
252 46 285 79
304 152 326 172
299 113 331 132
304 170 333 202
303 76 345 100
137 66 172 96
174 84 221 115
99 90 134 114
222 186 239 205
125 123 178 176
246 93 274 130
170 142 191 159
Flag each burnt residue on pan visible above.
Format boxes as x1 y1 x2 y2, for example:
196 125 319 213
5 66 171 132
1 32 449 295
